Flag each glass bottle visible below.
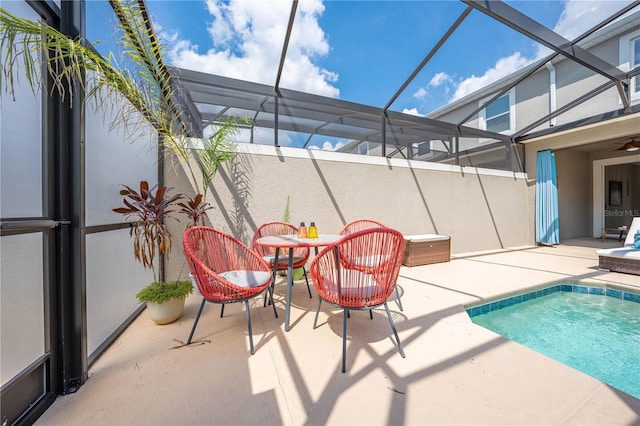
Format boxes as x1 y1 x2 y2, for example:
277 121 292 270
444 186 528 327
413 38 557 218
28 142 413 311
308 222 318 239
298 222 307 238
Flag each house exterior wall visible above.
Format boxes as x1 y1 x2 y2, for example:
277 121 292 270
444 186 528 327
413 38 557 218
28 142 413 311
523 121 640 240
554 150 592 239
427 16 640 243
513 69 550 135
520 142 595 243
164 144 530 280
429 15 639 156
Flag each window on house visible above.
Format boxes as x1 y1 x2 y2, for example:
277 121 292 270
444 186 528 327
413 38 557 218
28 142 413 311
621 30 640 101
412 141 431 157
483 93 512 133
633 37 640 94
358 141 370 155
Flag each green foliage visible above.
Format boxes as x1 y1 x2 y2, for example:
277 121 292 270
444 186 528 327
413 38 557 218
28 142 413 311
113 180 183 282
164 119 243 200
136 280 193 304
283 195 291 223
292 267 304 281
1 2 250 292
0 3 179 138
1 2 244 211
176 193 213 228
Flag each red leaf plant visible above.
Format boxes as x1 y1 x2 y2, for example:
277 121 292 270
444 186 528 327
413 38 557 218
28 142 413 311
176 193 214 229
113 180 183 282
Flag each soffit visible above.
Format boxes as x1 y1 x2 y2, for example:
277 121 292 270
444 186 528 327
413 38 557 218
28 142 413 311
520 111 640 152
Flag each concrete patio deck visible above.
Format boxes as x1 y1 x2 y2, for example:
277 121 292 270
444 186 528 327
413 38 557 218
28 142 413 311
36 239 640 425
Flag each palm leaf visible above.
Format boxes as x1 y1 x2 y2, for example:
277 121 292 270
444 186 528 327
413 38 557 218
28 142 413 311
2 1 243 232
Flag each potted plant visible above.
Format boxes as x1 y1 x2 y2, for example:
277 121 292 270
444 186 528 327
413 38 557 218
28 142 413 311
176 193 213 295
113 180 193 324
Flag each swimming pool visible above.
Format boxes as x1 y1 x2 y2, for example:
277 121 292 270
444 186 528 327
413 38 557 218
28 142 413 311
466 284 640 399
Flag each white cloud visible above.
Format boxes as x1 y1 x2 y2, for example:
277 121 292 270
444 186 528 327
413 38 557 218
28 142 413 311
248 127 294 146
429 72 452 87
412 72 452 101
443 0 632 103
402 108 424 117
413 87 427 100
553 0 630 40
535 0 634 58
451 52 532 100
308 140 345 151
165 0 339 98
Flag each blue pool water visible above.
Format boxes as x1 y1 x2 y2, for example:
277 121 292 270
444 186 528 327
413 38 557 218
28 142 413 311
467 284 640 399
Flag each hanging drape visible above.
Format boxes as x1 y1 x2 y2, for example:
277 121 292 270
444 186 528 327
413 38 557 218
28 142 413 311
536 150 559 245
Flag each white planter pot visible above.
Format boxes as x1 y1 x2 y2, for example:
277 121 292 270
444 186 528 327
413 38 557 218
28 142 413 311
146 297 185 325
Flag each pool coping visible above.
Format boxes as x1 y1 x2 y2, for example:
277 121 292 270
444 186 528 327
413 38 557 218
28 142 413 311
465 281 640 318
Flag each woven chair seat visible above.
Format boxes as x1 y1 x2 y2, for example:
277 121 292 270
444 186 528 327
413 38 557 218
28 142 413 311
309 227 406 372
219 270 273 288
338 219 403 312
316 273 385 307
183 226 277 354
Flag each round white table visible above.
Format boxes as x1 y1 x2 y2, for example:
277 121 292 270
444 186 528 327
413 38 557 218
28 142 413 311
255 234 342 331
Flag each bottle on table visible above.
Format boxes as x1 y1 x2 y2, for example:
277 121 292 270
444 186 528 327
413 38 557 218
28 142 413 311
308 222 318 239
298 222 307 238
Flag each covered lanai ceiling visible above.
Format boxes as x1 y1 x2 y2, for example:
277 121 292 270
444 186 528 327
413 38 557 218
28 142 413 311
163 0 640 165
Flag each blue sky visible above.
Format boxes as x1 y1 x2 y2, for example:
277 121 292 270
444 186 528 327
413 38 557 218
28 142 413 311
87 0 635 149
146 1 632 109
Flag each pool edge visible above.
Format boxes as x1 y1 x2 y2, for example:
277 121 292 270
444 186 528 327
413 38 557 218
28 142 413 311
465 281 640 318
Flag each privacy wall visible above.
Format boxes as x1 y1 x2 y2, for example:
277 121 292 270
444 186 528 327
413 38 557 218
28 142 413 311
165 144 530 280
84 100 158 360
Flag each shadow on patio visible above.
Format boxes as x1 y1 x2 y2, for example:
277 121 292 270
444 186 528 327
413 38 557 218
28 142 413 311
37 240 639 425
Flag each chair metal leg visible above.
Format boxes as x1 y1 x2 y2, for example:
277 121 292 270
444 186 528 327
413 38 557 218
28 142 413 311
268 286 278 318
369 310 373 320
303 268 312 298
220 303 225 318
342 308 348 373
313 298 322 329
395 286 403 311
245 300 255 355
265 250 279 307
264 268 277 307
384 302 405 358
187 298 207 344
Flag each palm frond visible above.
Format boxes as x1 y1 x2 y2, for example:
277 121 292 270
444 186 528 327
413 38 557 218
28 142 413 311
1 4 170 136
2 2 244 221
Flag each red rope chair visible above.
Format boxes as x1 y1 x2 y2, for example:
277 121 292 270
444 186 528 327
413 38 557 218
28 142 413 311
339 219 403 311
309 227 406 373
183 226 277 354
252 221 312 299
338 219 386 235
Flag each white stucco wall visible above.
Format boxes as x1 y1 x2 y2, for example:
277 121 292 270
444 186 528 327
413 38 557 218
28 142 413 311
165 144 531 280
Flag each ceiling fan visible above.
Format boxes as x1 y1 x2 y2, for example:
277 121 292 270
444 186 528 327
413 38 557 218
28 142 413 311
615 137 640 152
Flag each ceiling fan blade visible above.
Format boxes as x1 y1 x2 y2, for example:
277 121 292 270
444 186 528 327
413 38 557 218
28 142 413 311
617 139 640 151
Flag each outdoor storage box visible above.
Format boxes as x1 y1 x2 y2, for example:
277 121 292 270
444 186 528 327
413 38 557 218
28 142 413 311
402 234 450 267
